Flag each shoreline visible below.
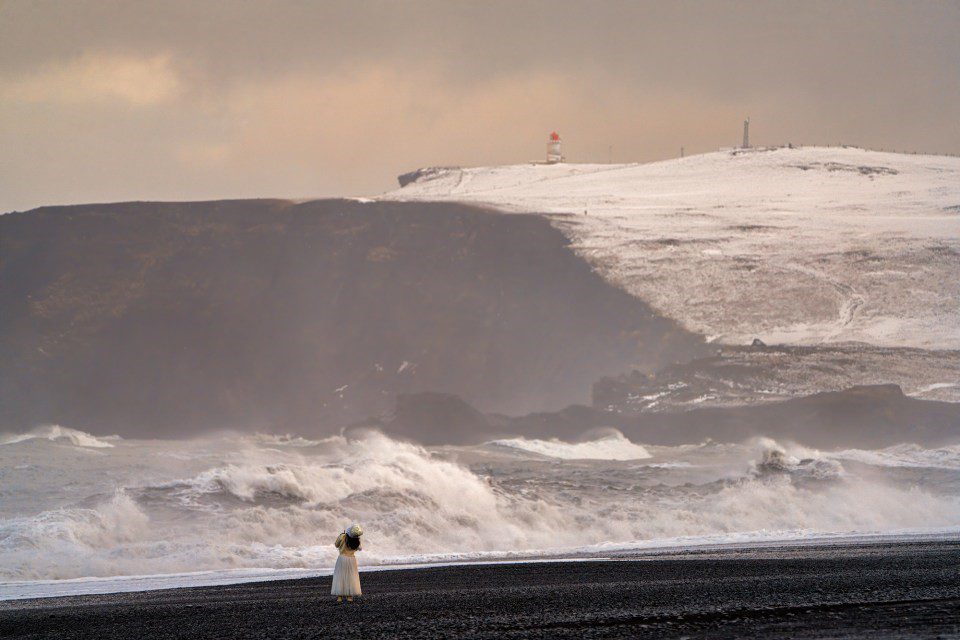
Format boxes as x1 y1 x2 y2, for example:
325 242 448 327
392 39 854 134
2 540 959 639
3 529 959 603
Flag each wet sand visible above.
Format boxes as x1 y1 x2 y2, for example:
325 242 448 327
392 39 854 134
2 541 959 639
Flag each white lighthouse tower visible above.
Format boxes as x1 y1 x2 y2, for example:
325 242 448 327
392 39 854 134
546 131 563 163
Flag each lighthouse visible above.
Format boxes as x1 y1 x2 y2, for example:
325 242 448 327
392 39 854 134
546 131 563 164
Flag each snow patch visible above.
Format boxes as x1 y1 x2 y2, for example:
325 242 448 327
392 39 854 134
387 147 960 350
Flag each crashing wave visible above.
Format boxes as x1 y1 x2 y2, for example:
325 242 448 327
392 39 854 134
3 431 960 585
248 433 340 448
0 491 149 580
752 441 844 481
0 425 116 448
832 444 960 470
183 463 337 503
487 431 652 460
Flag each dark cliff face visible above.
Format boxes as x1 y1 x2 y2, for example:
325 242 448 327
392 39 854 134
0 199 704 437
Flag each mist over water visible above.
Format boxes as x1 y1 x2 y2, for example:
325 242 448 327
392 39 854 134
2 427 959 585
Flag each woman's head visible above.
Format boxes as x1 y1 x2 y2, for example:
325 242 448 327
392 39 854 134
343 523 363 550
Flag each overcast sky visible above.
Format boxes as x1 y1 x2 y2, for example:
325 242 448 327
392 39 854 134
1 0 958 212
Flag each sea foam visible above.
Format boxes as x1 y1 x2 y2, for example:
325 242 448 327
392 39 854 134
1 430 959 588
488 431 652 460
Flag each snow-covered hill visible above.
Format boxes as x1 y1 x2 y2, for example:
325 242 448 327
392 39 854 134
387 147 960 350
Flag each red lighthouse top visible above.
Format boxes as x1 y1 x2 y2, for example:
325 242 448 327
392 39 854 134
549 131 560 141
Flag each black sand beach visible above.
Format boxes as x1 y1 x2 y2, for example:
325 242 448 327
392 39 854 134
2 540 959 639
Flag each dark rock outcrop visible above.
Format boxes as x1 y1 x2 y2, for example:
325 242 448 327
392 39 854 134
396 167 460 188
591 344 960 414
365 392 494 446
0 199 704 437
376 384 960 448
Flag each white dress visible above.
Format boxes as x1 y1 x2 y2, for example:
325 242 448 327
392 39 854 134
331 533 362 596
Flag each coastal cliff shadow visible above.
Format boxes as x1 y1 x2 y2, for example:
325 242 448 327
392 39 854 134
0 199 705 437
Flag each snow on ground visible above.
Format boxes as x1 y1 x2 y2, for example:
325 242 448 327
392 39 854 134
386 147 960 350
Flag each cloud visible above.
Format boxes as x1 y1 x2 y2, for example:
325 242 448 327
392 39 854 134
194 65 746 179
1 53 182 107
0 1 957 212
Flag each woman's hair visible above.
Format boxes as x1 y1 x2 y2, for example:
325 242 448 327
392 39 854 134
344 534 361 550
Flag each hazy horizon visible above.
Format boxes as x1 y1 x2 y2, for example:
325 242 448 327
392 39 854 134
2 0 959 212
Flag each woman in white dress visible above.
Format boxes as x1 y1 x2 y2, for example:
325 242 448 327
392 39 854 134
331 523 363 602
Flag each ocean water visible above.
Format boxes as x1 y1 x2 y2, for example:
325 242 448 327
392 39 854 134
2 426 960 599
